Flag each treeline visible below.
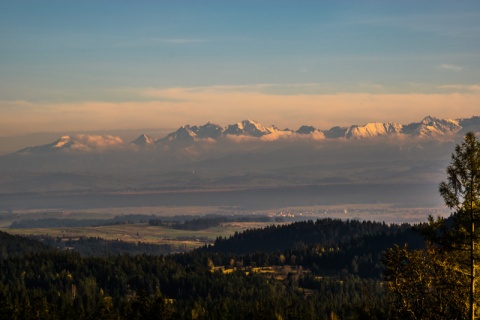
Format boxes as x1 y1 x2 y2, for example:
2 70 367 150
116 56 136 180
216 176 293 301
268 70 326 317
148 215 271 231
11 218 114 228
10 214 271 230
33 236 179 256
0 230 49 259
209 219 422 254
9 214 156 229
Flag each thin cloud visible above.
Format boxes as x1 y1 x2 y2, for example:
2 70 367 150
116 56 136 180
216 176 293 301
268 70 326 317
141 83 387 97
153 38 207 45
112 37 208 48
468 85 480 92
436 64 463 72
352 12 480 39
438 84 465 90
438 84 480 92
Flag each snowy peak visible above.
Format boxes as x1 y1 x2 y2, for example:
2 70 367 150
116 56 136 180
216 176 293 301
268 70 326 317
52 135 74 149
420 115 437 125
345 122 403 139
189 122 223 139
322 116 468 140
403 116 461 137
224 119 277 137
159 119 280 144
296 126 318 135
16 135 74 154
132 134 155 145
159 122 223 143
162 126 197 143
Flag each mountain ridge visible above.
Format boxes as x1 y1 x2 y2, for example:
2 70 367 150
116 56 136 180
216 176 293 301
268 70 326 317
133 115 479 144
9 116 480 154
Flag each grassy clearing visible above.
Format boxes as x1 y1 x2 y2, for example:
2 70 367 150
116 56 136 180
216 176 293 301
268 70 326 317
0 206 281 249
3 222 275 249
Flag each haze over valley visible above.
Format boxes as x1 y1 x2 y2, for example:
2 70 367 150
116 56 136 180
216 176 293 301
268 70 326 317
1 115 478 223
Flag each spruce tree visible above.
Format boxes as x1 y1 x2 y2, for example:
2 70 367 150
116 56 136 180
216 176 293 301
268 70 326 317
384 132 480 319
437 132 480 320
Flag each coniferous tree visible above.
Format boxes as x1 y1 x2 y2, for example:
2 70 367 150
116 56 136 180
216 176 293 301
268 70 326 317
384 132 480 319
436 132 480 320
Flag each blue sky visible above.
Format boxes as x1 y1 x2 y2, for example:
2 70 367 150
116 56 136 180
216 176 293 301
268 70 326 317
1 1 480 137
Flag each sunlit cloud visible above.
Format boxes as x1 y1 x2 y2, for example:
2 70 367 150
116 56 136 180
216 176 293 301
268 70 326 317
67 134 125 152
260 131 295 141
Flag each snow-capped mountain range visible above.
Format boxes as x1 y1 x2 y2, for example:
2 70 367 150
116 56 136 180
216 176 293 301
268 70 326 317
139 116 478 145
13 116 480 154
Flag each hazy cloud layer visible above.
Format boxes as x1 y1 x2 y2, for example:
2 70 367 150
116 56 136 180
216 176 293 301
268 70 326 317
0 132 458 199
2 86 480 138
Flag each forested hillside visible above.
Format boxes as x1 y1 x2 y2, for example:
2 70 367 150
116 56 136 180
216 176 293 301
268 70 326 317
0 218 425 319
209 219 421 253
207 219 423 278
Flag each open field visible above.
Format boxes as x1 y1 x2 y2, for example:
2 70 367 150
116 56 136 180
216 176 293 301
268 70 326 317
3 221 280 249
0 206 225 228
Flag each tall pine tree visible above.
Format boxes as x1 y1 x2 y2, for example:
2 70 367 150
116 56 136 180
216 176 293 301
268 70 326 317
437 132 480 320
384 132 480 319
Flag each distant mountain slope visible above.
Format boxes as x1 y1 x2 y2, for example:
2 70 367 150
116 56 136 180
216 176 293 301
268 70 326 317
402 116 461 137
15 134 125 154
15 135 75 154
158 122 224 144
224 119 278 137
458 116 480 133
345 122 403 139
132 134 155 146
